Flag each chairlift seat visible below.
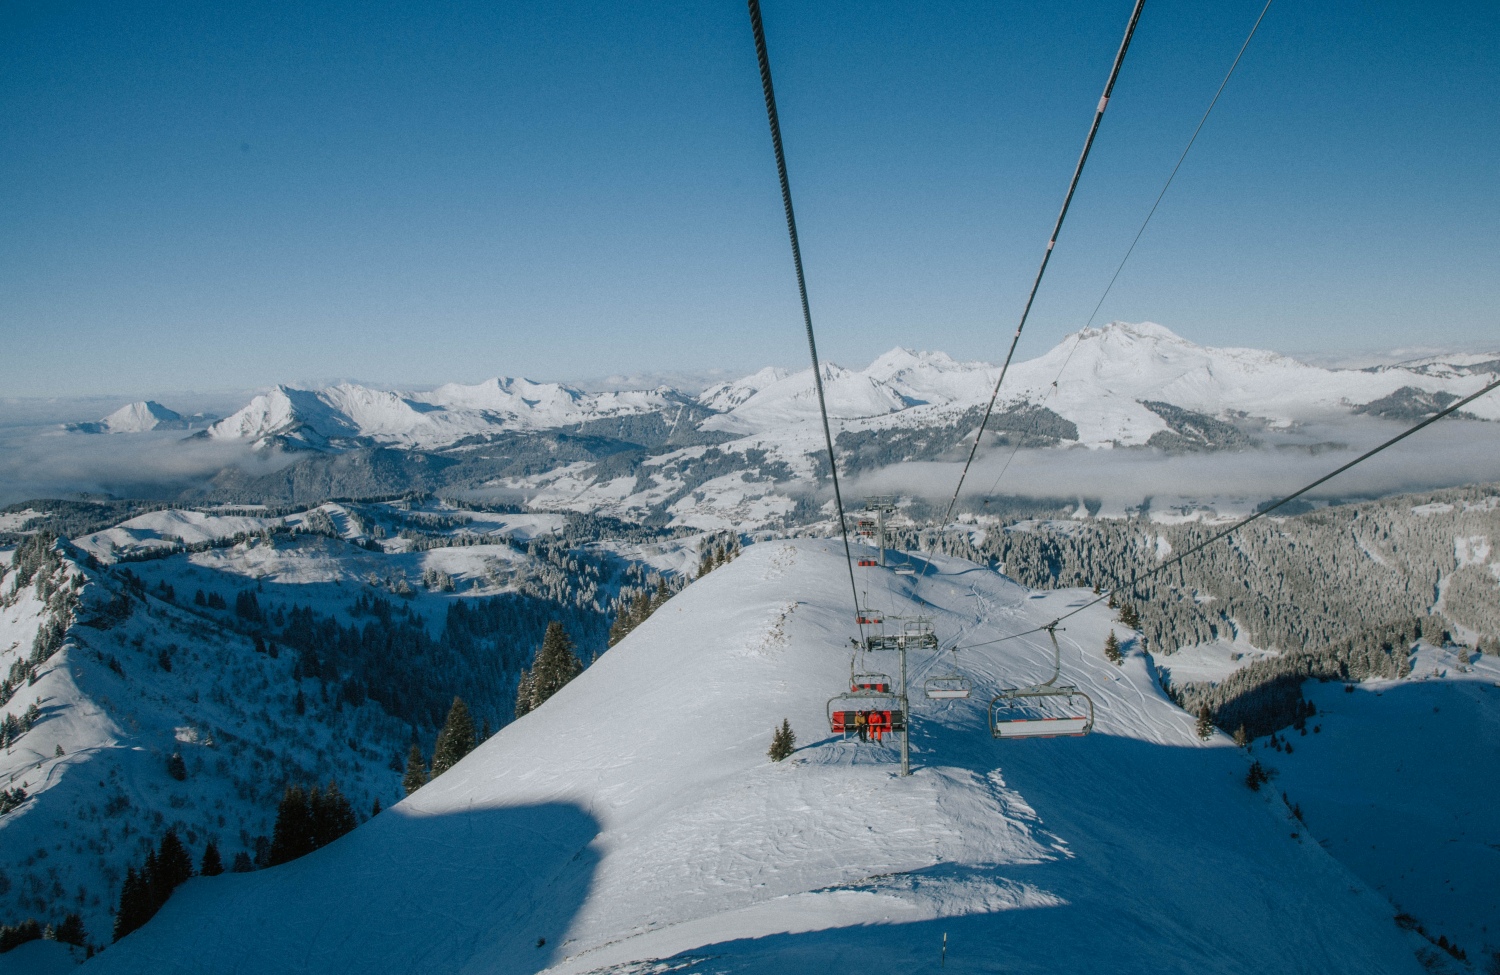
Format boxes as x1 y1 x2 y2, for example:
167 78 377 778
858 559 878 567
924 675 973 699
856 615 882 625
829 708 906 735
990 715 1091 738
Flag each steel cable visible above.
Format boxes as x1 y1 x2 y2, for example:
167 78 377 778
748 0 864 629
977 0 1275 505
953 375 1500 651
944 0 1148 523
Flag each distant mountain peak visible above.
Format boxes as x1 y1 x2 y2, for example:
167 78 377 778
67 400 186 434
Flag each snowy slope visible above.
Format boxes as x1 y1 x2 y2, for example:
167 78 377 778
1262 645 1500 962
87 541 1422 974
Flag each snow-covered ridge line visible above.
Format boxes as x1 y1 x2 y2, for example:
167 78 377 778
70 323 1498 452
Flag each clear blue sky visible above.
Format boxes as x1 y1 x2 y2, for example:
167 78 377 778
2 0 1497 398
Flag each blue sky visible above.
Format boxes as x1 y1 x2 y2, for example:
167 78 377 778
2 0 1497 398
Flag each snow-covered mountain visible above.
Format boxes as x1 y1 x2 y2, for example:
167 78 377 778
66 402 188 435
176 323 1497 453
79 540 1469 974
202 379 695 451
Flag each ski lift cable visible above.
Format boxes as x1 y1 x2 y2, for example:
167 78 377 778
943 0 1148 525
748 0 864 630
953 375 1500 651
978 0 1275 504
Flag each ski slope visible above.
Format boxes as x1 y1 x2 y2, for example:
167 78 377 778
84 541 1423 974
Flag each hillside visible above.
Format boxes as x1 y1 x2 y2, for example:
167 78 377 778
83 541 1428 974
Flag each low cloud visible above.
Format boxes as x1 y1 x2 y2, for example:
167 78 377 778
850 416 1500 512
0 428 292 507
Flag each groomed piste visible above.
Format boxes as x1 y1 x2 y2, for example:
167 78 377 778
85 540 1424 974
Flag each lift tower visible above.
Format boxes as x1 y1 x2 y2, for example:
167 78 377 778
861 496 898 567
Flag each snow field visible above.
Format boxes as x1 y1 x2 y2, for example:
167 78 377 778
86 541 1423 974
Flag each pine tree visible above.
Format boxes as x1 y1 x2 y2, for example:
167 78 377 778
1118 602 1141 629
1195 705 1215 741
1232 724 1249 748
402 744 428 797
54 913 86 948
200 840 224 876
230 851 254 873
513 669 535 718
155 829 193 898
371 797 382 818
1103 631 1122 665
310 781 356 849
268 785 314 865
166 752 187 781
431 697 476 777
768 719 796 762
113 866 147 942
529 622 582 710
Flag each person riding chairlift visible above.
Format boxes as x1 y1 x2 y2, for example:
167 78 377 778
855 710 868 742
870 711 886 744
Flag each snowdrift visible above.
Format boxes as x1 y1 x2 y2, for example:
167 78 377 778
85 541 1422 974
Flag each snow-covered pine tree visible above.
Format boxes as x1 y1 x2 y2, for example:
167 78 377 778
528 622 582 710
402 745 429 796
430 697 476 777
1196 705 1215 741
1103 631 1122 665
514 668 535 718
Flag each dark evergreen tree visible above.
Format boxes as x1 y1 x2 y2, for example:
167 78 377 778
154 829 194 902
1103 631 1122 665
402 744 429 797
431 697 476 777
371 797 382 818
200 840 224 877
1 918 43 952
230 851 254 873
112 866 147 941
268 785 314 866
310 782 357 850
768 719 796 762
1245 760 1270 791
529 622 582 710
54 912 86 947
165 752 187 781
1232 724 1249 748
1118 602 1141 629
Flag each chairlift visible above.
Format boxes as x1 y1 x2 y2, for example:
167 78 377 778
923 649 972 700
828 691 906 742
851 673 892 693
989 626 1095 739
858 559 879 567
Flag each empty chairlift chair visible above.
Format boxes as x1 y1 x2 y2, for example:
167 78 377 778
924 650 973 700
989 626 1095 739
